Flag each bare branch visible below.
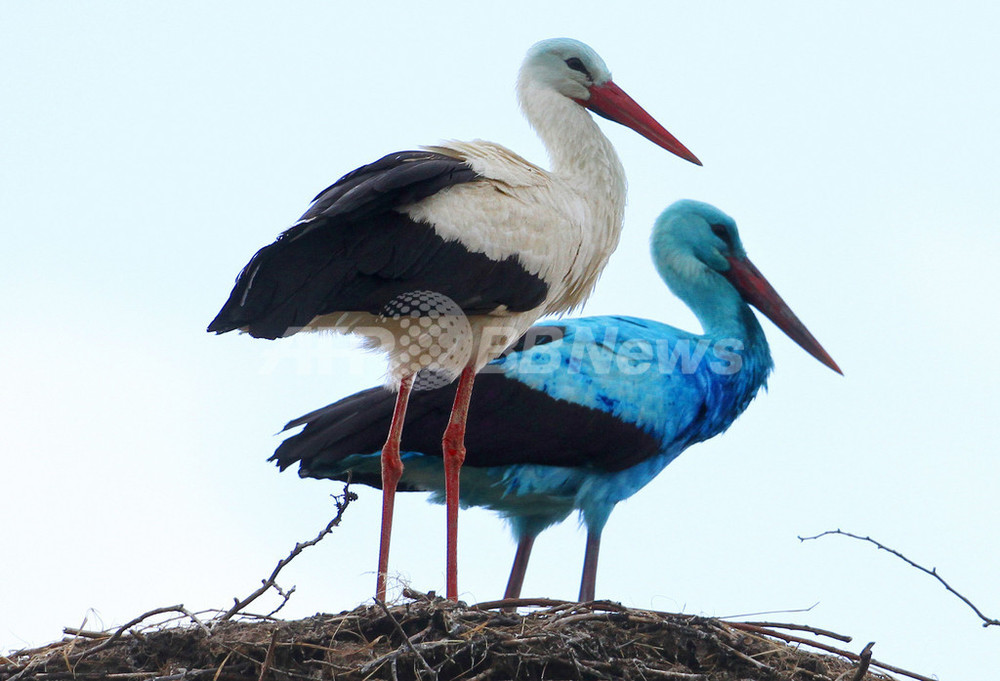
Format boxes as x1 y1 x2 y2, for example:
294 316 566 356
799 529 1000 628
218 484 356 622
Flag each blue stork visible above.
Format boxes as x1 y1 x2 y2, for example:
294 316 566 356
272 200 841 601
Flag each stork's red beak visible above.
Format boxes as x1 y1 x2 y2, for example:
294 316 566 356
723 256 842 374
580 80 702 166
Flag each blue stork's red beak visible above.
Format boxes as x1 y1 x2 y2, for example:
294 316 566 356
580 81 702 166
724 256 843 374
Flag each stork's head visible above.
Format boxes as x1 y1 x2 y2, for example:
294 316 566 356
519 38 701 166
521 38 613 99
652 200 842 374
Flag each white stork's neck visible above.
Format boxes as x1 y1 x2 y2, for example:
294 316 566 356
517 80 628 312
517 81 627 199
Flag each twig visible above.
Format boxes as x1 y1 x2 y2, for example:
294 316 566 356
714 638 777 673
61 628 110 640
402 587 436 602
149 672 194 681
800 528 1000 628
218 484 356 622
462 670 495 681
544 612 625 629
472 597 574 610
18 673 216 680
718 602 819 619
850 641 875 681
213 650 233 681
257 628 279 681
359 640 460 676
264 583 296 618
68 605 204 665
181 607 212 637
633 669 705 680
473 597 630 613
373 599 438 679
737 621 853 643
726 622 934 681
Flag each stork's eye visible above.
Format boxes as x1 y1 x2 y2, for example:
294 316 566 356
710 223 732 244
565 57 591 79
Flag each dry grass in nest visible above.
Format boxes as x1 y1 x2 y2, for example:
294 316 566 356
1 590 925 681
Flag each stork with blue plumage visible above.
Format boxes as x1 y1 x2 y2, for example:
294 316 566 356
208 38 701 601
271 200 842 602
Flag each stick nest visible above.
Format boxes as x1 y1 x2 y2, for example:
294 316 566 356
1 593 903 681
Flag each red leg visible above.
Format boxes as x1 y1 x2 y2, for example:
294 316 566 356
578 529 601 602
442 366 477 601
375 374 413 602
504 534 536 600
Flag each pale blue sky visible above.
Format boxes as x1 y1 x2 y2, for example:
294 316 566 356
3 3 999 679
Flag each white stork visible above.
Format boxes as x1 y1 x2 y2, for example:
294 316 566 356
208 37 701 602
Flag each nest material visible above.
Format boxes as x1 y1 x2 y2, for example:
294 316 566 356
1 594 901 681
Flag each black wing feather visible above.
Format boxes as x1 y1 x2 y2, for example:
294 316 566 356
208 151 550 339
301 152 476 223
272 369 662 484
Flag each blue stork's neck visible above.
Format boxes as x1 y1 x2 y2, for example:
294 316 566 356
650 212 775 401
664 271 775 421
688 280 769 348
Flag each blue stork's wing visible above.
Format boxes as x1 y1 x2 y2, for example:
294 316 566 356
208 151 549 339
503 316 733 462
272 372 661 484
